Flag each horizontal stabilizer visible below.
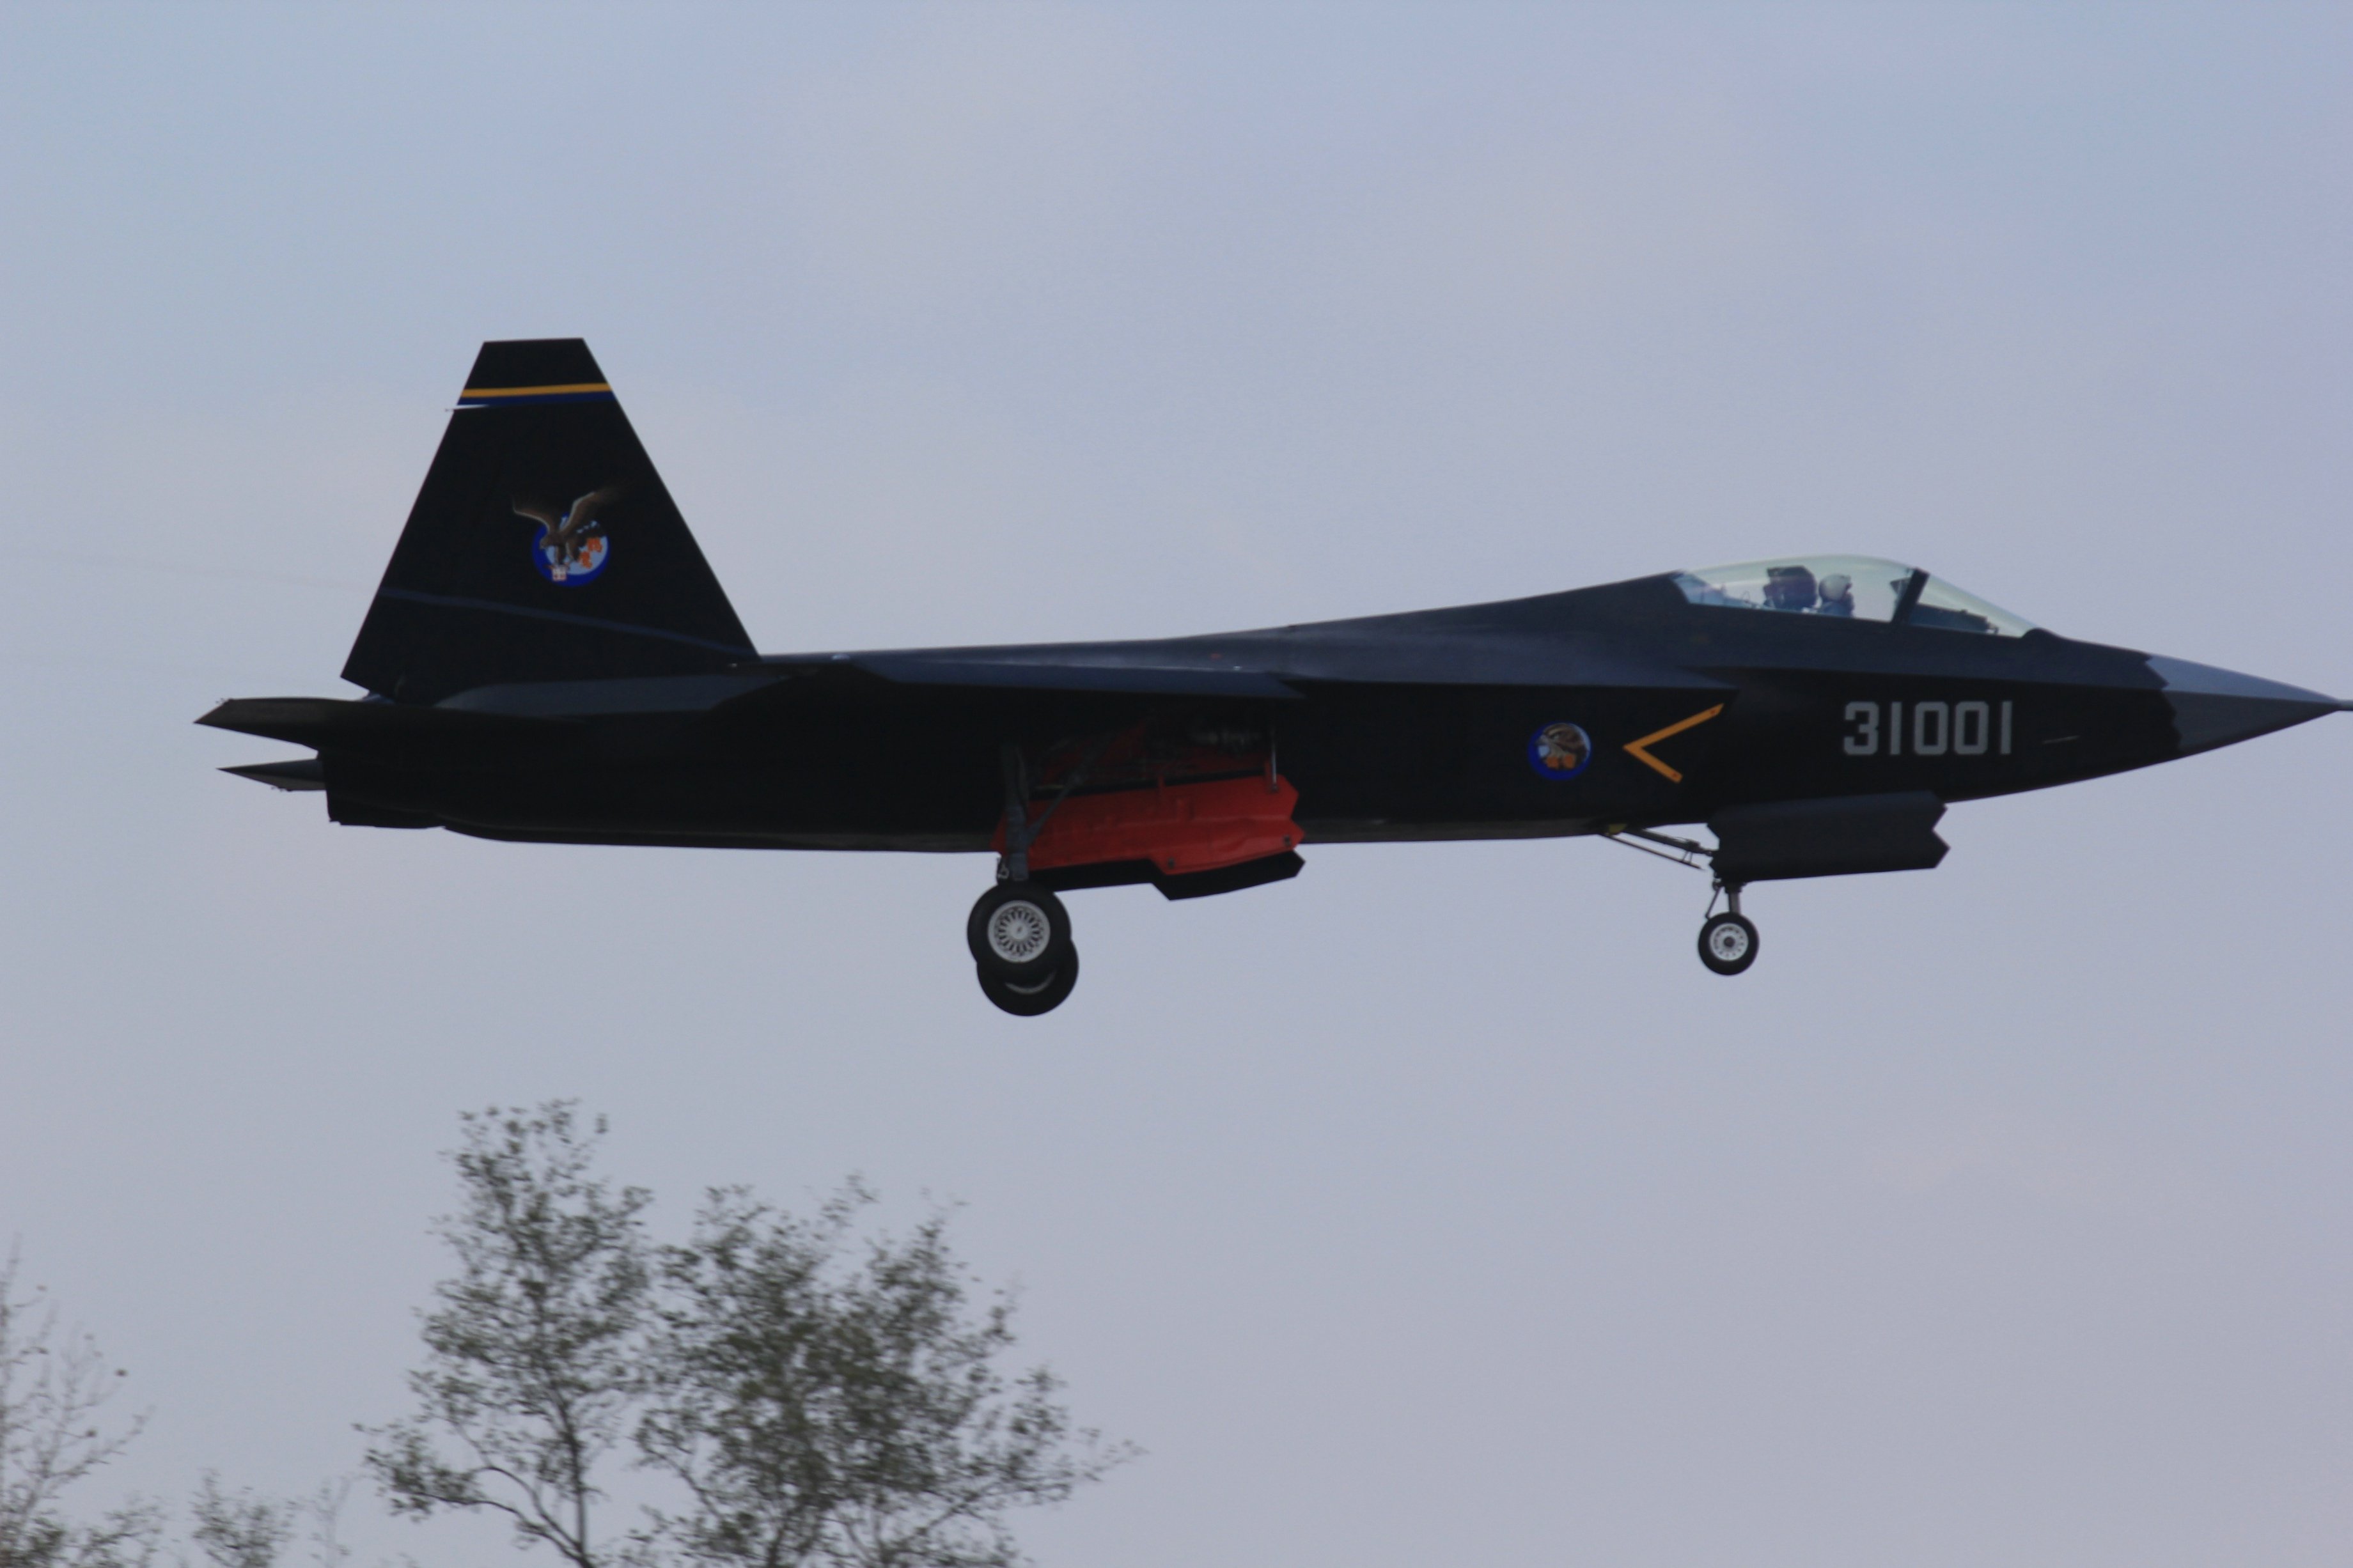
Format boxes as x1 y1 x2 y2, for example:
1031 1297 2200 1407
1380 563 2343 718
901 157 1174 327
197 696 575 752
222 758 325 791
1709 791 1948 882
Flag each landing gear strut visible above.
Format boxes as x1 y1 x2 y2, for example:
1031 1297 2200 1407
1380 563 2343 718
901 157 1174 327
1698 883 1758 977
1600 826 1763 977
971 743 1082 1015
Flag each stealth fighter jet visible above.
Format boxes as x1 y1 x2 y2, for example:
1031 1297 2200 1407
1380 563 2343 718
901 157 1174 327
201 340 2349 1013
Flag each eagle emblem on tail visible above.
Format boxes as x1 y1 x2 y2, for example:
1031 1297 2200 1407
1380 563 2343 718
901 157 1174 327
517 485 619 583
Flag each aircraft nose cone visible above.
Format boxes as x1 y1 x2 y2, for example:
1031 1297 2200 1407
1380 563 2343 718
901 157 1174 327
2148 655 2349 756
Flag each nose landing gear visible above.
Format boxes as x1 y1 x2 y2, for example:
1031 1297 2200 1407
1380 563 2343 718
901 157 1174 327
1600 826 1763 977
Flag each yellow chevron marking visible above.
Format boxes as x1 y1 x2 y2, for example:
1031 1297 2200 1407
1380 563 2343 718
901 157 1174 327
1623 704 1724 784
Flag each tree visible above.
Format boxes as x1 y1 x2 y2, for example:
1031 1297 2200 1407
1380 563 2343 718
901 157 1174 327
369 1103 1129 1568
182 1476 352 1568
637 1186 1133 1568
0 1246 161 1568
363 1105 652 1568
184 1476 292 1568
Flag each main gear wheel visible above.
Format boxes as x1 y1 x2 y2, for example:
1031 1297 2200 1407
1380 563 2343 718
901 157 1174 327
976 948 1081 1016
967 881 1073 980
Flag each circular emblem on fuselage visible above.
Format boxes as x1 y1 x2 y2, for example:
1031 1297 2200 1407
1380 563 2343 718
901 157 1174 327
533 525 609 584
1527 721 1593 780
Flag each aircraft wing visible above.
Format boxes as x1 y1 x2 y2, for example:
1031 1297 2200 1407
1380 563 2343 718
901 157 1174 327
753 630 1724 700
846 653 1301 699
1236 633 1732 690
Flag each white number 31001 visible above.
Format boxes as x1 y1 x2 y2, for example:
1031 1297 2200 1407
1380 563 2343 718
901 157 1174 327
1843 699 2012 757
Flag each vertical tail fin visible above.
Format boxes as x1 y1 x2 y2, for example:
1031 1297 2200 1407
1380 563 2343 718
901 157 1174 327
341 339 753 703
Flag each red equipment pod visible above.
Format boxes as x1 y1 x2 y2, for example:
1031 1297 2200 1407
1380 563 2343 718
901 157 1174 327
994 775 1302 876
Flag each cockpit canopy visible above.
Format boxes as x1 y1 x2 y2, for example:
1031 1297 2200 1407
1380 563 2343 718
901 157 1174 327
1671 555 2037 637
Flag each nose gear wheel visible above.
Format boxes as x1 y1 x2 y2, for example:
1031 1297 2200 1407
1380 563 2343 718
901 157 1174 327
1698 911 1758 975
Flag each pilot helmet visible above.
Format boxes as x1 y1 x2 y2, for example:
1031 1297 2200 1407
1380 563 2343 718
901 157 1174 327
1763 564 1818 610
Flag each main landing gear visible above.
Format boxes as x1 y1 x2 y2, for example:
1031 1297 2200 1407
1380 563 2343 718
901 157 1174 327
971 742 1085 1016
967 881 1081 1016
966 725 1304 1015
1602 825 1762 977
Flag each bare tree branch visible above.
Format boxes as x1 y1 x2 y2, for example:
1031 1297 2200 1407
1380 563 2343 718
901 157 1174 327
0 1243 159 1568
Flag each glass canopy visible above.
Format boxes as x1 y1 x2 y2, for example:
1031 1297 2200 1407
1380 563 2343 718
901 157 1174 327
1671 555 2036 637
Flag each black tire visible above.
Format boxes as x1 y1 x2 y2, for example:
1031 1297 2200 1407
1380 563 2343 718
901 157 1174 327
967 882 1073 979
1698 912 1759 975
976 948 1080 1016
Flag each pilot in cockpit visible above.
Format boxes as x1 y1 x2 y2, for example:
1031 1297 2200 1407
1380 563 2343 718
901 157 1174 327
1816 573 1855 617
1762 564 1818 612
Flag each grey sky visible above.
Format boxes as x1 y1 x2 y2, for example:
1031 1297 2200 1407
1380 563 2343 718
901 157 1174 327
3 4 2351 1564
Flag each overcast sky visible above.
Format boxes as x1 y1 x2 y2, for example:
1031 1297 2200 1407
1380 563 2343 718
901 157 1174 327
4 4 2352 1565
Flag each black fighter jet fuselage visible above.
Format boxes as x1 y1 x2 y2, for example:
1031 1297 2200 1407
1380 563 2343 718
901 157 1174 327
202 340 2347 1013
